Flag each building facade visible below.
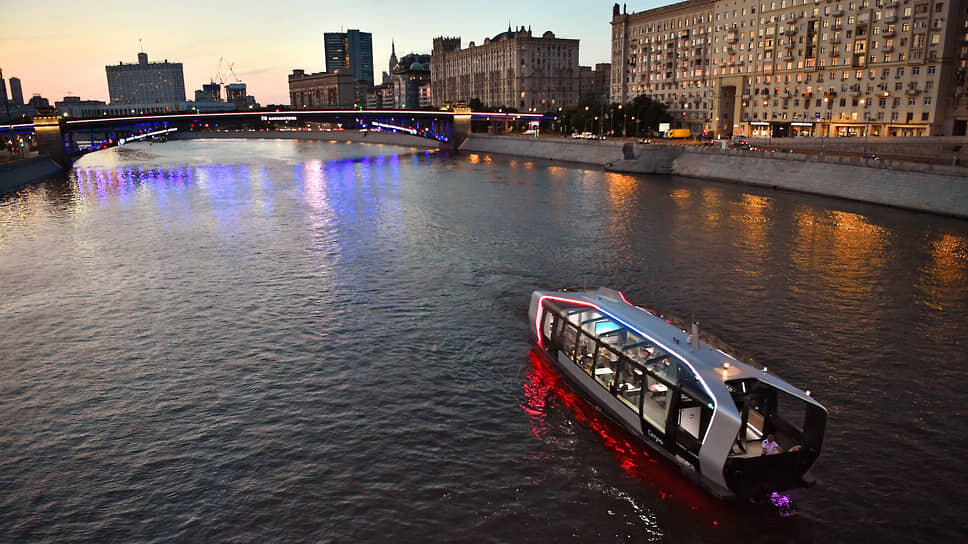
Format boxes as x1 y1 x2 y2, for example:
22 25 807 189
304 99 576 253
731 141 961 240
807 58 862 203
324 29 375 87
106 52 186 105
611 0 968 137
431 26 580 111
289 70 367 108
580 63 612 101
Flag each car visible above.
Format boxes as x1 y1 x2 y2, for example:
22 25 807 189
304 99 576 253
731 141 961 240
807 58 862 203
638 138 653 144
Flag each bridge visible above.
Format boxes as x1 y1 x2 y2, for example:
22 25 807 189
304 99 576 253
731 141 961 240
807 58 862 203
2 107 544 169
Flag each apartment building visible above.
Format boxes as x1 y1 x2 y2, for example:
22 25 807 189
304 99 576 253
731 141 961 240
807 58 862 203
431 26 580 111
612 0 968 137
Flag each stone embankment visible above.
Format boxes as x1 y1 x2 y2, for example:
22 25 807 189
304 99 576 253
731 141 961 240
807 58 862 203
0 155 63 194
459 135 968 219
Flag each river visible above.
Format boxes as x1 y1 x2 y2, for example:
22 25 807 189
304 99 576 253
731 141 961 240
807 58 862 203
1 138 966 542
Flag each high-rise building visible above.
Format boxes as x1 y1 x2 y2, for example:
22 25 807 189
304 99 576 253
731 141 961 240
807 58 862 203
431 26 580 111
610 0 968 137
324 29 374 86
9 77 23 105
105 51 186 104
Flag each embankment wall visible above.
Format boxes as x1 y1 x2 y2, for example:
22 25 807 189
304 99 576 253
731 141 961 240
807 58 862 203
0 156 63 194
671 150 968 218
459 135 968 218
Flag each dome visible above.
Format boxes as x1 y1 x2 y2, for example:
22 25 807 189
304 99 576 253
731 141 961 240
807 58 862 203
410 61 424 71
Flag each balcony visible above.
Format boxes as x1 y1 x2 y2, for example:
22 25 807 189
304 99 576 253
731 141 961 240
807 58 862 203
882 45 894 52
783 26 798 36
906 88 920 96
881 30 896 38
783 54 794 61
831 35 842 44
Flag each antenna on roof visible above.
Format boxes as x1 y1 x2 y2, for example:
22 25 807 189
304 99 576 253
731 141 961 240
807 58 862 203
139 38 144 53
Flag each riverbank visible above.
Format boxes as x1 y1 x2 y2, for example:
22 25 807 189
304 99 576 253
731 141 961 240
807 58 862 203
0 155 63 194
459 135 968 219
171 129 440 148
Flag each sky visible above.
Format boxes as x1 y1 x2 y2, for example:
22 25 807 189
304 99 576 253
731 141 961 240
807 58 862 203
0 0 665 106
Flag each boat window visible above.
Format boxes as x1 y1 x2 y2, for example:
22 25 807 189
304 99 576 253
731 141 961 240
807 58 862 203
593 346 619 390
541 310 556 342
676 361 714 408
615 359 643 414
575 330 597 376
644 354 676 383
641 370 671 433
559 321 580 358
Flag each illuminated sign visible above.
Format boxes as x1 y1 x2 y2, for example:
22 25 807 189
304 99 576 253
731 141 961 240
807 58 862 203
261 115 297 121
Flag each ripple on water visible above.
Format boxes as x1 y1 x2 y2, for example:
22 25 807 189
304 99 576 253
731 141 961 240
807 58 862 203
1 139 967 543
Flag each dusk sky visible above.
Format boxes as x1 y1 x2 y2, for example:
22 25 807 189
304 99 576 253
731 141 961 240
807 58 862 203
1 0 664 106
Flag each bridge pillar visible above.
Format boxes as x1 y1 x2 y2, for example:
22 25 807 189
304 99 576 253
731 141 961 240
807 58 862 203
450 104 472 150
32 106 72 169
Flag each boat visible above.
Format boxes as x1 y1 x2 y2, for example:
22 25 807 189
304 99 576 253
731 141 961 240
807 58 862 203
528 287 827 500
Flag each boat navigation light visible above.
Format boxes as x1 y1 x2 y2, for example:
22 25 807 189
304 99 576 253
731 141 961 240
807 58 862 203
721 362 730 370
805 390 812 396
762 366 768 372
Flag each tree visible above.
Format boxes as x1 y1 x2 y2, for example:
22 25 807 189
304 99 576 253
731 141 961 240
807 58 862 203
627 94 671 135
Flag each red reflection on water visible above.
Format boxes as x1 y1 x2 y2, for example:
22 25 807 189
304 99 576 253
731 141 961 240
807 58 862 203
524 347 733 527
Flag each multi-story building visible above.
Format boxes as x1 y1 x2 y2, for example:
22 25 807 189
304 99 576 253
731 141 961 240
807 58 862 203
611 0 968 137
431 26 580 111
9 77 23 106
324 29 375 87
106 52 186 105
580 63 612 101
289 69 367 108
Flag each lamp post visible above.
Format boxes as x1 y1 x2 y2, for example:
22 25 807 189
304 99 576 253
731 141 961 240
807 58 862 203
599 96 605 138
820 97 829 157
618 103 625 137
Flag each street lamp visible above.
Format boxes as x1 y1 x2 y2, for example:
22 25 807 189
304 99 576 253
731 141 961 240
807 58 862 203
620 104 627 137
820 97 829 157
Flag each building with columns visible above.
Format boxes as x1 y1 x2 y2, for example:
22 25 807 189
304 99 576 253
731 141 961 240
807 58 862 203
431 26 580 112
611 0 968 137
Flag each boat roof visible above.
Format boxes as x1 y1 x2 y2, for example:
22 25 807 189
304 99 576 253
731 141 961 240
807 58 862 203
535 287 825 412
